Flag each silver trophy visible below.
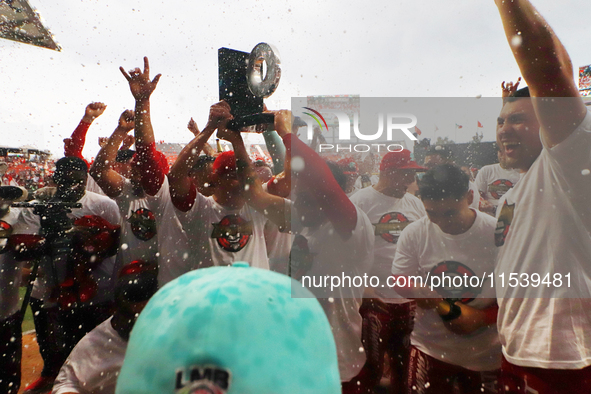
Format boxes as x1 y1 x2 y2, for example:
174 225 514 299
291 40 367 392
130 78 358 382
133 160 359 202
218 42 281 131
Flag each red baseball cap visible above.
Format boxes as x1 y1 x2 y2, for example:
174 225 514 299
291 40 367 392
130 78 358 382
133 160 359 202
380 150 426 171
212 151 237 177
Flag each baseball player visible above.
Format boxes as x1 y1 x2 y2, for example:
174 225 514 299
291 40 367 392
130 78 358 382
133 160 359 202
349 150 426 393
51 261 158 394
493 0 591 392
392 164 501 393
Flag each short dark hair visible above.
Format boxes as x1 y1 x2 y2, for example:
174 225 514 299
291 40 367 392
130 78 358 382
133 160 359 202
55 157 88 173
190 155 216 173
115 264 159 304
504 86 531 103
54 157 88 183
419 164 469 200
325 160 347 192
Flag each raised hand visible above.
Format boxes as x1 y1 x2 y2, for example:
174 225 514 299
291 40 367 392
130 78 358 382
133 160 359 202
118 109 135 131
82 102 107 123
119 57 162 101
501 77 521 98
206 101 234 131
121 134 135 150
187 117 200 136
270 109 293 138
216 127 241 144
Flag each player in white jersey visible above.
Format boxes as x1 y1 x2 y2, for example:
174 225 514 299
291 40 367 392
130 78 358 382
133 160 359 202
475 149 520 215
349 150 426 393
393 164 501 394
0 186 27 393
423 147 481 211
169 101 270 269
52 261 158 394
218 110 375 390
19 157 121 394
492 1 591 392
91 57 197 286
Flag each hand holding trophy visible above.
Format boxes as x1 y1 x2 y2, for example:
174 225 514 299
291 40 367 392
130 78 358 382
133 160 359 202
218 43 281 132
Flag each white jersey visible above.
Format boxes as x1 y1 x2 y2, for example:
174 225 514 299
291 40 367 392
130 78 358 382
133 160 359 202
114 179 160 273
85 174 106 196
52 317 126 394
177 193 269 269
475 163 520 209
262 182 292 275
1 176 19 187
264 220 292 275
291 203 374 381
393 210 501 371
114 177 196 286
17 191 121 306
0 208 25 321
469 180 480 210
495 110 591 369
350 187 426 302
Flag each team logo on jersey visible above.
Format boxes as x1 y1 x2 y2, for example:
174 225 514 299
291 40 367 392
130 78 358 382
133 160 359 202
495 201 515 247
488 179 514 200
373 212 410 244
289 234 315 279
175 365 230 394
429 261 482 303
211 214 253 253
129 208 157 241
0 220 13 254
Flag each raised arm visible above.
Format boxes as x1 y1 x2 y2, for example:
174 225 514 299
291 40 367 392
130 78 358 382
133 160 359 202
495 0 586 147
217 125 290 230
64 102 107 160
120 56 167 196
188 117 217 157
262 128 286 175
169 101 233 211
276 111 357 238
89 110 135 198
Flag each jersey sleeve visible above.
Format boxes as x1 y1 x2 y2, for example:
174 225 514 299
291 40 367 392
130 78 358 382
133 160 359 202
282 134 357 236
99 196 122 225
469 181 481 210
13 204 41 234
64 121 91 160
475 167 488 195
545 109 591 191
174 190 208 230
135 142 169 196
392 221 421 276
52 361 81 394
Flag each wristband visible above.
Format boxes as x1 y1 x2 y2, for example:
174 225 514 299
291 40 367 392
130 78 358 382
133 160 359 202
440 299 462 322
